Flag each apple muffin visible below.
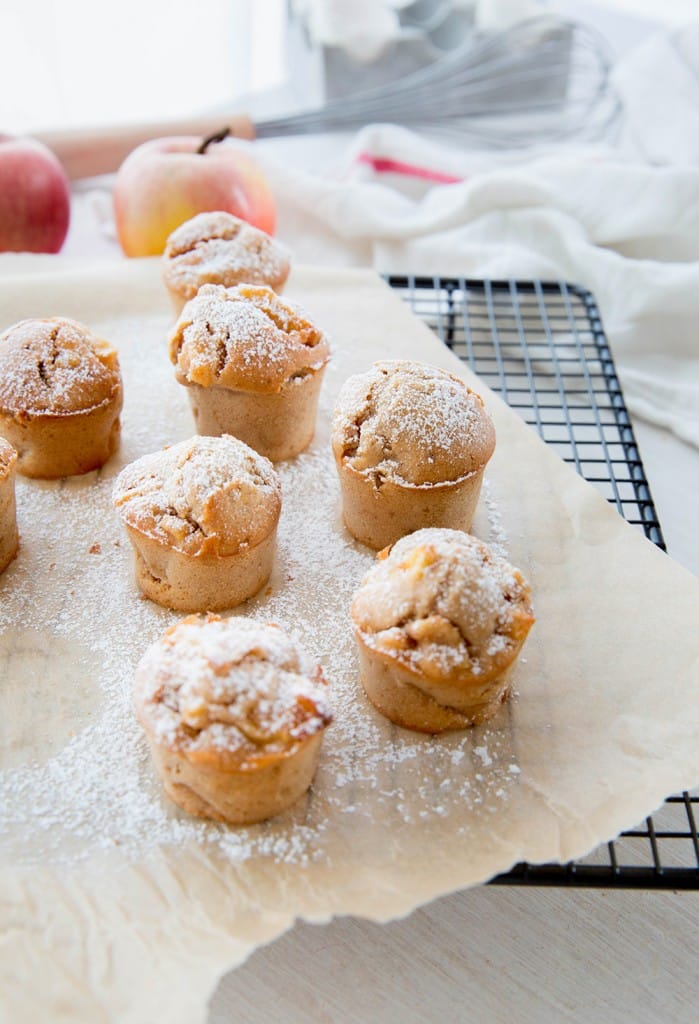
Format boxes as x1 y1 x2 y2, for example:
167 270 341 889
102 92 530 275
332 361 496 550
168 283 331 461
351 528 534 733
162 211 291 314
113 434 281 612
0 317 123 479
0 437 19 575
134 614 332 824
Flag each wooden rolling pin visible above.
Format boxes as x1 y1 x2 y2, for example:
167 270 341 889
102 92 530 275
36 114 256 180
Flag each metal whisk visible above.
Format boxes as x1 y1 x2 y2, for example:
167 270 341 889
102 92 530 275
257 16 619 147
41 16 619 180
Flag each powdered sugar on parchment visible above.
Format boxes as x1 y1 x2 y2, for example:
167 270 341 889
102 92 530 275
0 311 521 868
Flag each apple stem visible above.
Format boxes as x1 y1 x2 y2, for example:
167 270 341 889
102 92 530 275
197 127 232 154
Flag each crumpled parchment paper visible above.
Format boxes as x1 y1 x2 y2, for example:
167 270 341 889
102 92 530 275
0 259 697 1024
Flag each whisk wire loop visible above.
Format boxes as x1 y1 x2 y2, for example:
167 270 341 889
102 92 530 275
257 16 618 147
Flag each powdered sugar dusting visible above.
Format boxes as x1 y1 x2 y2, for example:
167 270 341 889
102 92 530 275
0 317 120 415
163 211 290 300
0 309 522 869
113 434 280 555
137 615 331 758
169 285 330 393
332 360 495 486
482 478 509 558
352 527 532 679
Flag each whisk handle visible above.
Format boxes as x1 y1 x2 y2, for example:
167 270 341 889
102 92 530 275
36 114 256 180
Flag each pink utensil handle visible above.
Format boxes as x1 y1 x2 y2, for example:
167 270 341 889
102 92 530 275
36 115 256 180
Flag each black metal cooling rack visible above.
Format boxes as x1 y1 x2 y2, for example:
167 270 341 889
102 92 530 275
388 275 699 890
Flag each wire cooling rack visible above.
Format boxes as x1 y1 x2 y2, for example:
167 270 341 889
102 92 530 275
388 275 699 890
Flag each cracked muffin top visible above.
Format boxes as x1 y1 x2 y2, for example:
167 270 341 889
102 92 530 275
0 318 122 418
331 361 495 487
168 283 330 395
0 437 17 480
162 211 291 302
134 613 332 769
113 435 281 558
351 528 534 683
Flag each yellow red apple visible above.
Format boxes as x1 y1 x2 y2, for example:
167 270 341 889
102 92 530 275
0 136 70 253
113 134 276 257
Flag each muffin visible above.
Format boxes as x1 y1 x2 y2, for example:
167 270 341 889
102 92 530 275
168 283 331 461
134 614 332 824
351 528 534 733
162 211 291 315
332 361 496 550
113 435 281 612
0 438 19 574
0 318 123 479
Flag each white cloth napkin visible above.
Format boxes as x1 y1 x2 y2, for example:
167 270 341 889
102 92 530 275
246 25 699 449
614 21 699 163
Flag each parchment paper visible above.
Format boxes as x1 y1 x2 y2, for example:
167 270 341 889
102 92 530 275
1 259 698 1024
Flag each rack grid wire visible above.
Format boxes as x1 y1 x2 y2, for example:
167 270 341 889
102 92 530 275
388 274 698 890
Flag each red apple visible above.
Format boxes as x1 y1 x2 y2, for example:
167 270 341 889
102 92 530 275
0 137 70 253
113 134 276 258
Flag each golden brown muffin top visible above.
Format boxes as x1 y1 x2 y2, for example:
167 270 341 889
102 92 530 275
351 528 534 683
0 318 122 418
0 436 17 481
113 435 281 558
134 614 332 768
332 361 496 487
168 283 330 395
162 211 291 301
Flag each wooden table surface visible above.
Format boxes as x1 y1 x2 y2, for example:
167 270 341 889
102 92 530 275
211 885 698 1023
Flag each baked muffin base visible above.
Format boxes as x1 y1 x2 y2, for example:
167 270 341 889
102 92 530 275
126 525 276 612
0 399 122 479
338 463 485 551
0 471 19 575
184 368 326 461
355 636 512 734
147 732 323 824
